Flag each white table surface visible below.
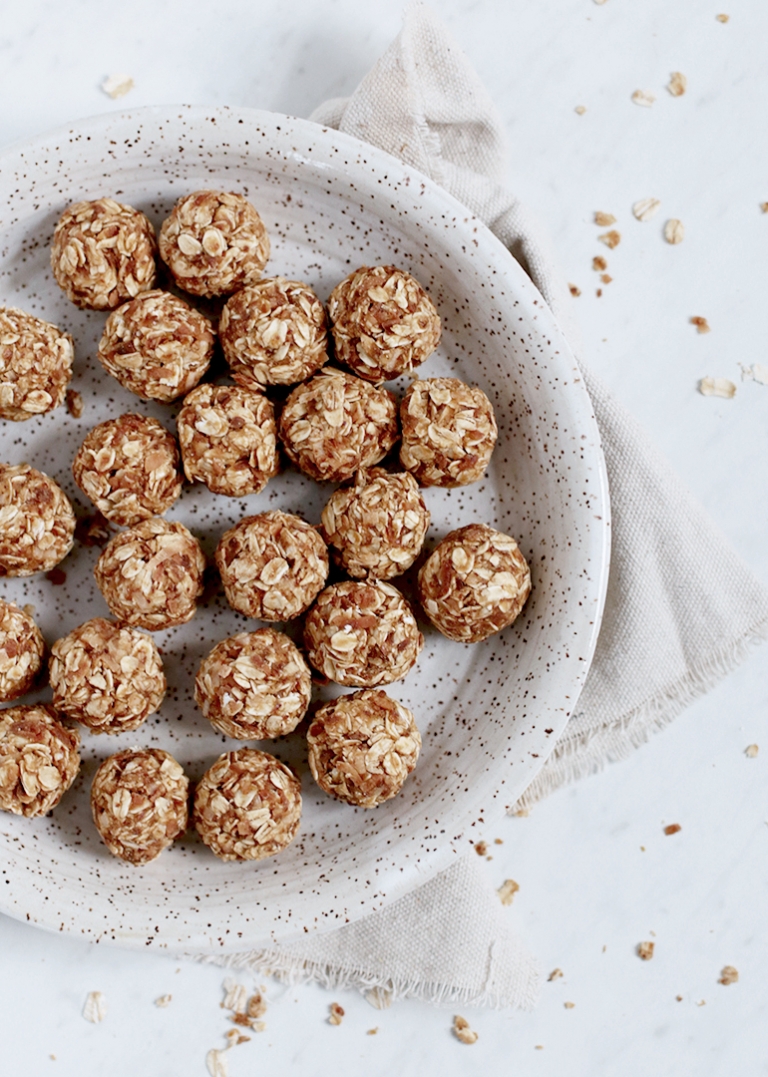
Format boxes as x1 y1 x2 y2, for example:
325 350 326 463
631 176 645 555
1 1 766 1074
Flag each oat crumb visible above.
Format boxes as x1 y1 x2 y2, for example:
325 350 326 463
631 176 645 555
718 965 739 985
494 838 503 845
569 283 582 297
497 878 520 906
664 219 685 244
474 840 488 856
225 1030 251 1048
637 941 655 961
698 377 736 399
453 1015 478 1045
761 202 768 213
668 72 687 97
598 230 621 249
592 255 608 272
745 744 759 758
564 1001 575 1009
594 212 616 227
101 73 135 99
535 1045 544 1050
548 968 564 981
65 389 83 418
690 316 711 334
664 823 682 835
155 994 172 1008
716 13 730 23
596 288 603 297
631 89 656 108
574 105 587 115
676 995 683 1002
367 1028 379 1036
82 991 106 1024
329 1002 345 1026
600 274 613 284
697 1000 707 1006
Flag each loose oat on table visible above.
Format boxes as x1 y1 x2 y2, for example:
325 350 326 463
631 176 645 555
82 991 107 1024
564 1001 575 1009
718 965 738 985
548 968 564 982
206 1048 230 1077
592 255 607 272
159 190 270 298
307 688 421 808
453 1015 478 1045
177 383 278 497
497 879 520 906
194 748 302 862
0 704 80 817
716 13 730 23
598 229 621 249
49 618 166 734
690 316 711 334
0 463 75 576
101 73 134 99
91 748 188 865
632 198 661 222
631 89 655 107
417 523 531 643
98 289 215 402
195 628 311 740
594 212 616 227
0 600 45 702
155 995 172 1008
745 744 759 758
668 72 687 97
0 306 74 421
664 219 685 245
94 517 205 630
328 1003 345 1026
574 105 586 115
51 198 157 310
637 941 655 960
698 377 736 399
279 368 399 483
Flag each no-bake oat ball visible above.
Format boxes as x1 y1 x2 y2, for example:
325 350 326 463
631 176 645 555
94 517 206 631
279 368 399 483
51 198 157 310
0 463 75 577
328 265 441 382
49 618 166 734
216 511 328 622
307 689 421 808
159 190 270 298
417 523 531 643
0 307 74 421
98 290 215 403
177 383 279 497
219 277 328 388
0 600 45 702
90 748 188 865
194 748 301 862
195 628 311 740
0 705 80 817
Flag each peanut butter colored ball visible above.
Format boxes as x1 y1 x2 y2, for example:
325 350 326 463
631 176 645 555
0 600 45 702
0 307 74 421
0 463 75 577
0 705 80 817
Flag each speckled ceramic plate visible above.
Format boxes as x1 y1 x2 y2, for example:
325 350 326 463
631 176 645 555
0 106 609 952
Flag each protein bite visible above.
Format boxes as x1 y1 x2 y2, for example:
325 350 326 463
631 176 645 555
195 629 311 740
0 705 80 817
0 307 74 421
177 383 278 497
307 689 421 808
400 378 498 487
94 518 205 630
194 748 301 861
51 197 157 310
98 290 214 403
49 618 166 734
279 368 399 483
159 190 270 298
328 265 441 382
219 277 328 388
417 523 531 643
0 463 75 576
216 511 328 622
90 748 188 865
0 600 45 702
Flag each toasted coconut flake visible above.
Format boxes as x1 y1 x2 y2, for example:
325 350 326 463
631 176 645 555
633 198 661 222
631 89 655 107
83 991 107 1023
497 878 520 906
698 377 736 399
668 72 687 96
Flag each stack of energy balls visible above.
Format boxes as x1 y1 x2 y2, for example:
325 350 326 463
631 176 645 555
0 190 531 868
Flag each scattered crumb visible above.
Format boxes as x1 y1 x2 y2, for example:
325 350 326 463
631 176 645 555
512 806 530 817
664 823 682 836
698 377 736 399
453 1015 479 1045
225 1030 251 1048
329 1002 345 1026
676 995 683 1002
633 197 662 222
101 73 135 100
594 212 617 227
564 1001 575 1009
45 567 66 585
535 1045 544 1050
760 202 768 213
548 968 564 982
600 274 613 284
668 72 687 97
664 218 685 244
598 230 621 249
631 89 656 108
716 13 730 23
637 941 655 961
365 986 392 1010
50 1055 56 1061
497 879 520 906
474 840 488 856
746 744 759 758
719 965 739 985
690 316 711 334
569 283 582 297
574 105 587 115
206 1048 229 1077
592 255 608 272
602 945 607 953
697 1000 707 1007
640 846 646 851
82 991 106 1024
494 838 503 845
596 288 603 297
231 992 267 1032
593 0 609 5
65 389 83 418
155 994 172 1008
367 1028 379 1035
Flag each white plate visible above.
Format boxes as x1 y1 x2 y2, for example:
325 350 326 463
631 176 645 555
0 106 610 952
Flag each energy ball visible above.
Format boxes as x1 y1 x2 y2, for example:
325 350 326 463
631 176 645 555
400 378 498 487
320 468 430 580
159 190 270 298
72 413 182 527
307 689 421 808
216 511 328 622
51 197 157 310
328 265 441 382
0 463 75 576
303 580 423 687
195 628 311 740
0 705 80 817
98 290 214 403
177 383 278 497
194 748 301 862
279 368 399 483
49 618 166 734
0 307 74 421
94 517 205 631
0 600 45 702
219 277 328 388
417 523 531 643
90 748 188 865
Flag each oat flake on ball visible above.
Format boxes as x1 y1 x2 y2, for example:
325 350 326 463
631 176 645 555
0 307 74 421
0 705 80 818
0 463 75 577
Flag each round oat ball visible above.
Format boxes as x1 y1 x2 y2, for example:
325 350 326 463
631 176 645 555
194 748 301 862
328 265 441 382
0 600 45 702
72 413 182 527
279 368 399 483
400 378 498 487
0 705 80 817
94 517 206 631
91 748 188 865
303 580 423 687
49 618 166 734
98 289 215 403
0 307 74 422
307 689 421 808
195 629 311 740
417 523 531 643
216 511 328 622
159 190 270 298
51 198 157 310
177 383 278 497
0 463 75 577
320 468 430 580
219 277 328 388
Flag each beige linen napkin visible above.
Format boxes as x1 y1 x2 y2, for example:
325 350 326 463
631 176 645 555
204 1 768 1008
